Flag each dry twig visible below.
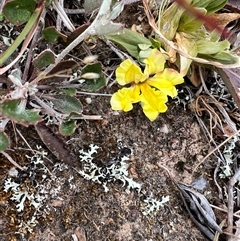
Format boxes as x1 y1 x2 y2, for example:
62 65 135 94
192 129 240 174
226 168 240 240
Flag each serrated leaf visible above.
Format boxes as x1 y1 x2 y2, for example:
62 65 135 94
3 0 36 25
59 120 76 136
0 100 41 126
49 95 83 115
107 28 151 59
33 50 55 70
42 26 67 43
0 132 9 151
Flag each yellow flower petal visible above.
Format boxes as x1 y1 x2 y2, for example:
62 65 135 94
139 83 168 121
147 68 184 97
143 49 166 76
116 59 146 85
161 68 184 85
148 77 177 97
110 86 141 112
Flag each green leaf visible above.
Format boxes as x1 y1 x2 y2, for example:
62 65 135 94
0 5 42 66
107 28 151 59
192 0 227 14
196 40 230 55
178 8 207 33
49 94 83 115
139 48 152 62
149 38 161 49
33 50 55 70
0 14 4 21
44 0 53 7
198 51 240 64
81 76 106 91
80 62 106 91
0 132 9 151
206 0 227 14
81 62 102 76
3 0 36 25
59 120 76 136
159 2 184 41
0 100 41 125
42 26 67 43
60 88 76 96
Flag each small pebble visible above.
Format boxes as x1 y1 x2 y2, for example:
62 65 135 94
158 124 169 134
85 97 92 104
8 167 18 177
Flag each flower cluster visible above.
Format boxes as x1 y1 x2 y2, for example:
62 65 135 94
110 49 184 121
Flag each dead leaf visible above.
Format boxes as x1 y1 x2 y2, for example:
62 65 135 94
217 68 240 109
208 13 240 30
188 65 202 87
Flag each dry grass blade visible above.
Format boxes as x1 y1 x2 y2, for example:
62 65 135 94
195 95 225 140
192 129 240 174
0 151 24 170
226 168 240 240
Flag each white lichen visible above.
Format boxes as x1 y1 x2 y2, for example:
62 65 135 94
77 144 141 192
16 216 37 234
219 136 238 178
4 178 43 212
141 194 169 216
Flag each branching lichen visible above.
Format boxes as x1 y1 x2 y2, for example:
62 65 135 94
77 144 141 192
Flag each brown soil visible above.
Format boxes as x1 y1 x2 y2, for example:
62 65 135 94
0 96 212 241
0 1 239 241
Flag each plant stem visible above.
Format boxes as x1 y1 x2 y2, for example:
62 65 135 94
0 6 42 66
1 151 24 170
43 0 123 76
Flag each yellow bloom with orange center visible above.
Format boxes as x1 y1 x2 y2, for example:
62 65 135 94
110 49 184 121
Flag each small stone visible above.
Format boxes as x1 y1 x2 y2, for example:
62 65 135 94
85 97 92 104
8 167 18 177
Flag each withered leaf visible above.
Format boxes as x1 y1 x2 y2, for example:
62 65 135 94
35 122 76 165
177 183 222 240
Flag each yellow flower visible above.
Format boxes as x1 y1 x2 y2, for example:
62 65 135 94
111 49 184 121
